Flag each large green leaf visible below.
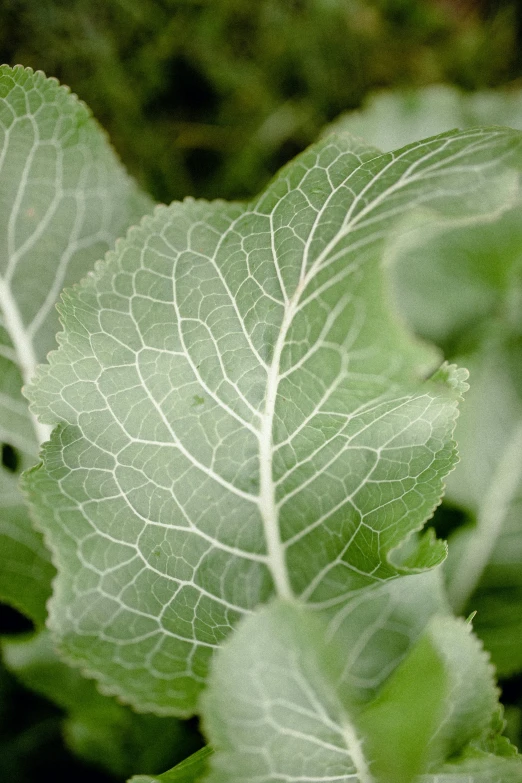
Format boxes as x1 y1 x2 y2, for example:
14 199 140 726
25 128 522 714
200 601 510 783
0 64 153 622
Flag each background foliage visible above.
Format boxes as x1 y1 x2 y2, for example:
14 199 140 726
1 0 521 204
1 1 522 781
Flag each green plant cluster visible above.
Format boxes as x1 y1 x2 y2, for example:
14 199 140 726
1 62 522 782
1 3 522 781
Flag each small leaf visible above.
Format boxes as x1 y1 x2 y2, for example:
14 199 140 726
128 747 213 783
0 468 53 624
0 64 153 622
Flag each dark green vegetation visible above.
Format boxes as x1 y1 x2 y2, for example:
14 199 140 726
1 0 521 203
1 2 522 782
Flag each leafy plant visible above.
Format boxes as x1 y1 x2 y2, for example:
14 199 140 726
1 66 522 781
332 83 522 682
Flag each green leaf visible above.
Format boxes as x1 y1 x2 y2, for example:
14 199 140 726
25 128 522 714
129 746 213 783
444 336 522 675
0 467 53 625
325 85 522 154
356 623 448 783
2 630 194 778
201 600 374 783
417 749 522 783
0 65 153 622
200 604 504 783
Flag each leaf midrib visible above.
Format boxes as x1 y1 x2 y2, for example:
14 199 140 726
0 275 51 445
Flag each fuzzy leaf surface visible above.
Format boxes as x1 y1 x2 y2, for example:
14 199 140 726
26 128 522 714
0 65 153 622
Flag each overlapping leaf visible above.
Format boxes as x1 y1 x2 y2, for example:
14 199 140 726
201 600 513 783
325 85 522 155
444 336 522 675
328 85 522 680
134 571 446 782
0 64 153 622
26 127 522 714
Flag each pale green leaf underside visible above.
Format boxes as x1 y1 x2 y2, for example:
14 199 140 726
26 127 522 714
202 601 374 783
0 65 153 621
201 602 509 783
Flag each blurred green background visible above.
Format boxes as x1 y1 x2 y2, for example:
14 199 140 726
1 0 521 205
1 0 522 780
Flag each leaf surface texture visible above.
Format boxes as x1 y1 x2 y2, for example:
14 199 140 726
26 127 522 713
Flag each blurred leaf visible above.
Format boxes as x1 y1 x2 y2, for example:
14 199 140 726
326 85 522 154
2 630 197 778
129 746 213 783
445 337 522 676
200 602 511 783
